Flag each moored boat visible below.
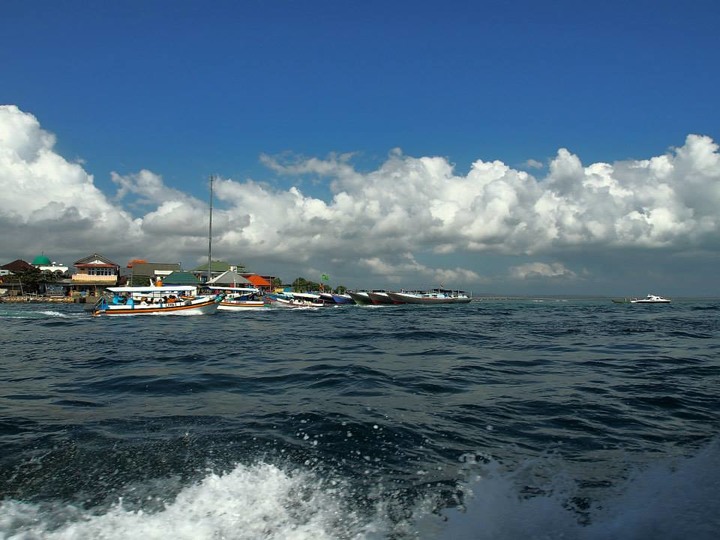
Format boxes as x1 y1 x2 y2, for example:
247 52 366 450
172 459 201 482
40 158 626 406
265 291 327 308
92 286 221 316
347 291 372 305
319 292 355 305
366 290 397 305
209 286 266 311
387 289 472 304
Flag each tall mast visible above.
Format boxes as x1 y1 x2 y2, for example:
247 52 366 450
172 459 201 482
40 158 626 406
207 174 214 284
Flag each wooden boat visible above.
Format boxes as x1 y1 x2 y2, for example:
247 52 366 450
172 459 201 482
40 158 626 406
209 286 266 311
91 286 221 316
265 292 327 308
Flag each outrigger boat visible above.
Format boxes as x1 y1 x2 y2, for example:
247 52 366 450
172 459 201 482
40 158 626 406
209 286 266 311
91 285 222 316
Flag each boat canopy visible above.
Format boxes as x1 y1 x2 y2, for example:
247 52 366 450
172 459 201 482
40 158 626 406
208 286 259 293
106 285 198 293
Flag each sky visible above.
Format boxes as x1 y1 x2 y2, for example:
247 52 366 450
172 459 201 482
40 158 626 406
1 0 719 296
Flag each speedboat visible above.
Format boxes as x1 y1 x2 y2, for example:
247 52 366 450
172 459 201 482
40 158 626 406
387 289 472 304
347 291 372 305
319 292 355 305
366 290 398 305
92 285 222 316
209 286 266 311
630 294 671 304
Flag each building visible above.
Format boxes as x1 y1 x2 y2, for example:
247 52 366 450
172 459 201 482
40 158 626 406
0 259 34 294
71 253 120 296
128 261 182 286
31 254 69 275
191 260 246 283
243 274 273 292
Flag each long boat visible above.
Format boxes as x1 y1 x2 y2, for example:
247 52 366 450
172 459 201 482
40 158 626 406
265 291 327 308
387 289 472 304
92 286 221 316
208 286 266 311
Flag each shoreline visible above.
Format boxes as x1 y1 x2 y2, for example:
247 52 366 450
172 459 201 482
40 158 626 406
0 295 94 304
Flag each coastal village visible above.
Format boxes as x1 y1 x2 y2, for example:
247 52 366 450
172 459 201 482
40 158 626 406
0 253 474 310
0 253 277 303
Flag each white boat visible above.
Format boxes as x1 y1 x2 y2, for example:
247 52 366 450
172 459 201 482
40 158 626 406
265 291 326 308
630 294 671 304
387 289 472 304
209 286 266 311
92 286 221 316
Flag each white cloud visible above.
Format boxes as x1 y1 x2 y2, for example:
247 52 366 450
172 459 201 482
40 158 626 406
509 262 577 280
524 159 544 169
0 105 144 263
2 104 720 290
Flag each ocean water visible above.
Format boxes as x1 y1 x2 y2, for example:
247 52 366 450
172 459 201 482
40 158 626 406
0 298 718 539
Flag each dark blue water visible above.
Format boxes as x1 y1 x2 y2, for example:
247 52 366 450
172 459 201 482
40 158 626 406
1 299 718 539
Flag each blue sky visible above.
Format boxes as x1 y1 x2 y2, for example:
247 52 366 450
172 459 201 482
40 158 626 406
2 1 720 295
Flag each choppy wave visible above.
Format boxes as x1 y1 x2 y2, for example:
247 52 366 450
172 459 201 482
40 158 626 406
1 299 718 539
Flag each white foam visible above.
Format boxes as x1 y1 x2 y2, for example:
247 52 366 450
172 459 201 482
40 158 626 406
0 463 380 540
38 310 70 318
2 443 718 539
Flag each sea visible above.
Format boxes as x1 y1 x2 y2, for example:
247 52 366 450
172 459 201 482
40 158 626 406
0 298 718 540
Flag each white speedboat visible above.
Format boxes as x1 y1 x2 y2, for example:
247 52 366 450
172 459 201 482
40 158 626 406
92 286 221 316
630 294 671 304
209 286 266 311
387 289 472 304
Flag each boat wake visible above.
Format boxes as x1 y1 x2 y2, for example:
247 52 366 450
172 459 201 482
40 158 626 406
424 439 720 539
1 440 718 539
0 308 78 319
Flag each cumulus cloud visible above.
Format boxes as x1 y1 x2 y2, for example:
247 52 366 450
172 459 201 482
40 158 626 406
1 104 720 289
0 106 143 260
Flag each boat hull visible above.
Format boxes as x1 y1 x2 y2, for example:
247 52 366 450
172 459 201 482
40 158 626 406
630 294 671 304
366 292 396 304
387 292 472 304
218 300 266 311
265 293 326 308
347 292 372 305
93 297 220 316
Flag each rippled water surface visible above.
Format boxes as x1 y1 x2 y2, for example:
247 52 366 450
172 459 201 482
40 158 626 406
1 298 719 539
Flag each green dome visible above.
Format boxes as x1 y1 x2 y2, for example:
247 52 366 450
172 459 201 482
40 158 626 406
32 254 52 266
